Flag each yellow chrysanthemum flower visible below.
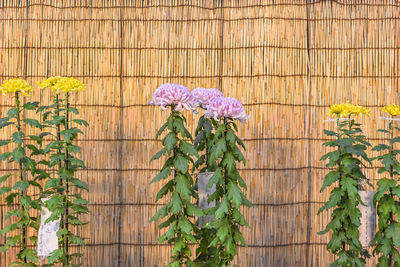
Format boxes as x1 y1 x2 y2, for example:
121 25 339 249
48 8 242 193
37 76 62 90
327 102 369 118
38 76 85 94
0 78 33 97
381 104 400 116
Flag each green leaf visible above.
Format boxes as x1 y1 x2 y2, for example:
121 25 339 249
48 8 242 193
23 118 42 129
70 178 89 191
7 108 18 118
12 132 23 146
150 147 166 162
0 140 11 146
320 171 340 192
73 119 89 126
0 152 12 161
341 177 358 200
222 152 236 174
217 221 229 242
12 147 25 162
207 168 222 190
156 180 173 201
178 217 193 235
179 140 199 157
0 174 12 183
318 188 343 214
163 132 177 153
175 174 191 200
47 249 63 264
372 144 390 152
210 138 226 162
23 102 38 110
0 187 12 195
323 130 337 136
171 192 182 214
385 222 400 247
174 155 189 173
150 167 171 184
186 203 204 217
374 178 397 204
13 180 30 191
19 248 38 262
227 182 242 207
215 197 230 219
172 237 186 254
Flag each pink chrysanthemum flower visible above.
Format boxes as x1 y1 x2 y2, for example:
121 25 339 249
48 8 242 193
192 88 223 109
205 97 250 123
149 83 197 112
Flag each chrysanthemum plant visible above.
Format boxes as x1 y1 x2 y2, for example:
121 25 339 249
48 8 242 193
149 83 204 266
37 77 89 266
371 104 400 266
202 97 252 266
191 88 223 264
0 79 44 265
318 103 371 266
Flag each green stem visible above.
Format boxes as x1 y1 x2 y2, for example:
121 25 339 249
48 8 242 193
389 122 394 265
15 92 27 263
63 92 70 265
171 108 182 266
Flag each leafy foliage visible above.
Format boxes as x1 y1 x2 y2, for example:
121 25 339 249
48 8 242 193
200 118 251 266
319 119 371 266
371 121 400 266
39 93 89 266
0 93 42 265
150 109 202 266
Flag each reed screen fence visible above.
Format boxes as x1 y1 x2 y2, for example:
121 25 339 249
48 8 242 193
0 0 399 266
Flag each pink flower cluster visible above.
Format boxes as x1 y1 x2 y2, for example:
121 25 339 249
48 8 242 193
149 83 197 112
205 97 250 123
192 88 223 108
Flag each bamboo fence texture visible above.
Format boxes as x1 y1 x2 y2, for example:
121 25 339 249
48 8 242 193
0 0 399 266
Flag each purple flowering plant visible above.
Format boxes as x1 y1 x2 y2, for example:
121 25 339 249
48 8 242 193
149 83 203 266
196 96 252 265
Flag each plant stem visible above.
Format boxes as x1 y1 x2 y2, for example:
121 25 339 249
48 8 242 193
63 92 70 265
389 121 394 265
15 92 27 263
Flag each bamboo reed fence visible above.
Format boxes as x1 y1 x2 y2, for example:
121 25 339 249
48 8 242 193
0 0 399 266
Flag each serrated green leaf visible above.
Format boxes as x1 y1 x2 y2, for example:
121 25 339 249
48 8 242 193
227 182 242 207
156 180 173 202
163 132 177 154
0 174 12 183
179 140 198 157
175 174 191 200
0 140 11 146
150 167 171 184
174 155 189 173
215 197 229 219
320 171 340 192
73 119 89 126
47 249 63 264
171 192 182 215
23 118 42 129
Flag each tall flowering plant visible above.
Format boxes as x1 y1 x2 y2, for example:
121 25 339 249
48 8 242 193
191 88 223 263
371 104 400 266
201 97 251 266
318 102 371 266
0 79 43 265
37 77 89 266
149 83 203 266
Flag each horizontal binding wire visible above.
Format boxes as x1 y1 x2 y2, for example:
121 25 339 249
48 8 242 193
0 103 394 108
0 242 328 248
0 74 399 79
0 167 385 172
0 0 399 9
0 137 392 142
2 45 400 51
0 201 325 207
1 17 400 22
